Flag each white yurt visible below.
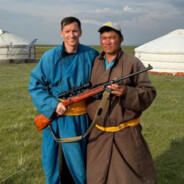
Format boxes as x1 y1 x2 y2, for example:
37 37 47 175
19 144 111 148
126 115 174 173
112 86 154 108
135 29 184 75
0 29 37 64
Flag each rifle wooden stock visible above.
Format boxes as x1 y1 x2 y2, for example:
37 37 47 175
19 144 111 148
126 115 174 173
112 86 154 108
34 85 105 130
34 114 53 131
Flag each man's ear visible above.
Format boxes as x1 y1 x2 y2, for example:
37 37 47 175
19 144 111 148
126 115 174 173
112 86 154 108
60 31 63 38
79 30 82 37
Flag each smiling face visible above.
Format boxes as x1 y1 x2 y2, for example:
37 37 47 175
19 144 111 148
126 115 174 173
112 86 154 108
100 30 123 56
60 22 82 52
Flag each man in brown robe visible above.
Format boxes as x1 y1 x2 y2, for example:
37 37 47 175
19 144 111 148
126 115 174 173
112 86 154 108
86 22 157 184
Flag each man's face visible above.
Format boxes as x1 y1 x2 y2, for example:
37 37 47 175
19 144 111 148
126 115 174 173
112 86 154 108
100 31 122 55
60 22 82 48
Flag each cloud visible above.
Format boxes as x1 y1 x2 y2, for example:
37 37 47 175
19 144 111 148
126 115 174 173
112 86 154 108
169 0 184 9
0 0 184 45
81 20 102 26
122 5 134 13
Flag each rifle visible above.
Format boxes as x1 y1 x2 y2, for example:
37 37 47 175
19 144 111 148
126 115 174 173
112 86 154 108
34 65 153 131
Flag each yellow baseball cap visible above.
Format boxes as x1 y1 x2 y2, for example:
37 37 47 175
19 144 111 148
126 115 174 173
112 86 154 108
98 21 122 34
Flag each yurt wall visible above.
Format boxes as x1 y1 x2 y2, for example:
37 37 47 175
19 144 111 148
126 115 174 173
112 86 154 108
135 29 184 75
0 29 37 64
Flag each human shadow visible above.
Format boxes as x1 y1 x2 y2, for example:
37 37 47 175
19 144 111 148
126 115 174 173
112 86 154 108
154 137 184 184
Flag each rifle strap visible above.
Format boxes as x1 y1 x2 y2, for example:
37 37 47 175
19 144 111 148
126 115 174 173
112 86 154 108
82 87 111 138
48 87 111 143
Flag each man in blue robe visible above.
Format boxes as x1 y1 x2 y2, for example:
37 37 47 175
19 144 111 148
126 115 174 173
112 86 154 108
29 17 98 184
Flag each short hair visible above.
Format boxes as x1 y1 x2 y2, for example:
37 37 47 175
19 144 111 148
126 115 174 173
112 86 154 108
100 27 122 37
61 17 81 30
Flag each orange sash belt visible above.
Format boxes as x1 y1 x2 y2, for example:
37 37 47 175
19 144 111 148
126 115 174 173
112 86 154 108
59 99 87 116
95 117 140 132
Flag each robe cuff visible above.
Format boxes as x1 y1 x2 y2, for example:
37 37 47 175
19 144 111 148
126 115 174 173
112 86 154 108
43 98 59 119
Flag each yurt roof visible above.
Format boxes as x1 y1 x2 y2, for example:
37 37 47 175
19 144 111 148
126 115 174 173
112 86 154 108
135 29 184 54
0 29 29 46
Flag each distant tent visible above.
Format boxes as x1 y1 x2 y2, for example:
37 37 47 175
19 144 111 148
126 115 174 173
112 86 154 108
134 29 184 75
0 29 37 64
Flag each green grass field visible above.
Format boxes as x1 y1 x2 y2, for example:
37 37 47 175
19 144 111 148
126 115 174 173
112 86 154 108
0 46 184 183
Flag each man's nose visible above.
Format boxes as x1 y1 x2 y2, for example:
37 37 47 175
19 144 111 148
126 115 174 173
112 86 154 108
69 31 75 37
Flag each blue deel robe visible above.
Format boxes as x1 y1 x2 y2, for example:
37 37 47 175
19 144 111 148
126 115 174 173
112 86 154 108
29 44 99 184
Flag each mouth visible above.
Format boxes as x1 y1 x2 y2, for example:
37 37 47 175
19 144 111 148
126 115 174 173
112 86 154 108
104 46 112 49
69 38 76 42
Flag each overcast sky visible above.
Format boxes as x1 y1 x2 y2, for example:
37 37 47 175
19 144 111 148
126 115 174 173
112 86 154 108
1 0 184 46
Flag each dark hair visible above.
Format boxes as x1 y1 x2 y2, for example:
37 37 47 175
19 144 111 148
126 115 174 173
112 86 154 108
100 27 122 37
61 17 81 30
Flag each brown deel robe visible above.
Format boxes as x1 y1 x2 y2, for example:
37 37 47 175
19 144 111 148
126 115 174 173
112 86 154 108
87 50 157 184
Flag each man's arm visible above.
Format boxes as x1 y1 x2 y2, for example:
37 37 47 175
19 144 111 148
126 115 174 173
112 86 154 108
121 61 156 112
28 58 59 119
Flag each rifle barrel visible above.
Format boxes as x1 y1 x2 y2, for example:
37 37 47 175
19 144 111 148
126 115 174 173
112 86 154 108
95 65 153 87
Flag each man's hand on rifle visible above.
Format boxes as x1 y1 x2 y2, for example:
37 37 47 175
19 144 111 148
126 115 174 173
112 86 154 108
108 83 127 97
55 102 66 116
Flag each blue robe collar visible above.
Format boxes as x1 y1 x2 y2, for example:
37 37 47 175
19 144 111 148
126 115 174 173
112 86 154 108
58 42 80 58
99 48 123 68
